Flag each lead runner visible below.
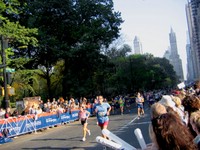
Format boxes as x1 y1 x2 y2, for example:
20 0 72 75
94 95 111 139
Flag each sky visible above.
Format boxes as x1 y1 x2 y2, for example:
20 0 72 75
112 0 188 80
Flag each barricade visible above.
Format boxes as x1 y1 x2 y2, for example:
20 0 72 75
0 108 92 138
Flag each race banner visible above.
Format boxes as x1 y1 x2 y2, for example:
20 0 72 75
0 109 83 138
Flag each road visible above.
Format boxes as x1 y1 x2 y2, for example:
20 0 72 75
0 104 152 150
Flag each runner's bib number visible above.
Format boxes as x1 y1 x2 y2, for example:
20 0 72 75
98 112 106 117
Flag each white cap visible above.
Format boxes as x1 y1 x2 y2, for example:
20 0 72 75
159 95 176 108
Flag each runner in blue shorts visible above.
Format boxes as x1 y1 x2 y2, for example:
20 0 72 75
136 92 145 119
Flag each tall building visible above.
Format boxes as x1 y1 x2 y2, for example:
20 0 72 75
185 0 200 81
186 32 195 82
133 36 143 54
167 28 184 82
163 47 171 60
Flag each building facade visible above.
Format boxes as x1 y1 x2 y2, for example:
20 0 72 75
186 32 195 82
133 36 143 54
186 0 200 81
164 28 184 82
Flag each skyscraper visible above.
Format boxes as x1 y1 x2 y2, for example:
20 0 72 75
133 36 143 54
168 28 184 82
186 32 195 82
185 0 200 81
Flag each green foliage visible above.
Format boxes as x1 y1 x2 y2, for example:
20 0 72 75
22 0 123 98
12 69 39 99
107 54 178 94
105 43 132 59
0 1 38 46
10 102 16 108
0 0 179 100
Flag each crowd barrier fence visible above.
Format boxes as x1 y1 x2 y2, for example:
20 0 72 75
0 108 92 138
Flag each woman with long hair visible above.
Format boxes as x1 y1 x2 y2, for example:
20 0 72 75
151 112 197 150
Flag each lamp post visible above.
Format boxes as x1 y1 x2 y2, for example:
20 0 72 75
1 36 9 108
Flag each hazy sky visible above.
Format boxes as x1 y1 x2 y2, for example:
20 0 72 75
113 0 188 79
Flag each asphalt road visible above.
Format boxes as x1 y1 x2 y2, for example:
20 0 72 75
0 104 152 150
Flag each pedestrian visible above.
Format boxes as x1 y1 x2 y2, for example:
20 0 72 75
136 92 145 119
119 96 124 115
111 98 116 115
95 95 111 139
125 97 131 113
78 106 91 142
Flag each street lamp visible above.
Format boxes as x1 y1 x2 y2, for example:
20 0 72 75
1 35 9 109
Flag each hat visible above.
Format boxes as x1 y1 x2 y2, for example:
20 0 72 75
172 90 180 95
159 95 176 108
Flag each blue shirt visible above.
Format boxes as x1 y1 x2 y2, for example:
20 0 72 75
95 102 111 123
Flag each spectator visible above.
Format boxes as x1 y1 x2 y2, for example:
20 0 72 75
0 108 5 119
172 96 188 125
148 103 167 150
29 105 36 114
57 105 65 114
69 101 76 110
194 80 200 96
158 95 176 110
4 107 11 118
92 98 98 116
125 97 131 113
182 95 200 116
39 100 44 110
43 103 50 113
75 98 79 106
36 106 43 114
80 100 87 109
190 111 200 149
12 109 19 117
150 103 167 119
52 98 57 105
50 105 57 112
182 95 200 137
151 112 197 150
63 100 69 112
69 98 74 106
47 99 51 107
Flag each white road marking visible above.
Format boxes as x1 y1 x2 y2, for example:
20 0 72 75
116 107 150 132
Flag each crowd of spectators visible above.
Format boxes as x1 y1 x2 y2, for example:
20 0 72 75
0 94 136 120
0 90 171 120
0 97 91 119
146 80 200 150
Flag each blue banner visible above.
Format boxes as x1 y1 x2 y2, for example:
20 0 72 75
0 109 92 138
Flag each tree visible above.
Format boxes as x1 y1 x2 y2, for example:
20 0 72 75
105 43 132 59
23 0 123 98
0 1 38 108
107 53 178 94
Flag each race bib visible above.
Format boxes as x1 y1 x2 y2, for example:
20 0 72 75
98 112 106 117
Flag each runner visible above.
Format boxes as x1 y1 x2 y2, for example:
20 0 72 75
110 98 116 115
95 95 111 139
119 96 124 115
78 106 91 142
135 92 145 119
